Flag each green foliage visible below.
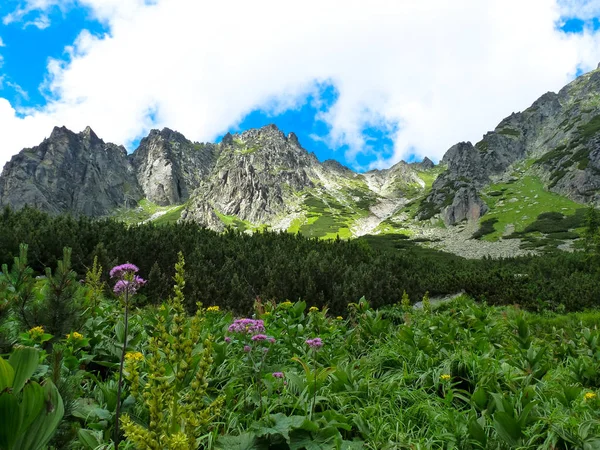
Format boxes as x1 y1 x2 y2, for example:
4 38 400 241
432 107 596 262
578 114 600 140
497 128 521 137
0 347 64 450
472 217 499 240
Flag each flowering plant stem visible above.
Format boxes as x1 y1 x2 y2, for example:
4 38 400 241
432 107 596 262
310 348 317 421
114 290 129 448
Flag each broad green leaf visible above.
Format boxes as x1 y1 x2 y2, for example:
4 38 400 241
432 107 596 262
14 379 64 450
9 347 39 394
471 387 488 410
0 392 23 449
215 432 267 450
468 419 487 447
0 357 15 392
77 429 101 450
19 381 45 435
493 411 522 447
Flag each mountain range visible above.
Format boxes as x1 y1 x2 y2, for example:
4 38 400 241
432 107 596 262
2 65 600 258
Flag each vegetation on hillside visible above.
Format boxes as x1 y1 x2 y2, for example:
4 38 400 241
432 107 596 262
0 252 599 449
2 207 600 315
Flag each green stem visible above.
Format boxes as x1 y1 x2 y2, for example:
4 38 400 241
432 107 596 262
114 292 129 449
310 349 317 421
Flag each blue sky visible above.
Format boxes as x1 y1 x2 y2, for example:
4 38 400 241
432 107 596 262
0 1 600 171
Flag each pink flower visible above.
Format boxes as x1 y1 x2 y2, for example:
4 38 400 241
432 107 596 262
228 319 265 335
243 345 252 353
272 372 284 378
109 263 140 279
305 337 324 349
252 334 268 341
268 337 276 344
224 337 231 343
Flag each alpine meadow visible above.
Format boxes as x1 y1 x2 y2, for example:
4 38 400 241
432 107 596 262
2 1 600 449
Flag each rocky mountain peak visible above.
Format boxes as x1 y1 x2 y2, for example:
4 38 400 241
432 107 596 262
0 126 141 216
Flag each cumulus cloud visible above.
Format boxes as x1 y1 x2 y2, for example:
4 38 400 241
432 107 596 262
1 0 600 171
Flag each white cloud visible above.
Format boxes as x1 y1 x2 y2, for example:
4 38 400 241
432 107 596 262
0 36 5 47
1 0 600 172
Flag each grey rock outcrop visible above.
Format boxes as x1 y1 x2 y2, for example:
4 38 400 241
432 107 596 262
182 124 319 225
0 126 142 216
132 128 218 205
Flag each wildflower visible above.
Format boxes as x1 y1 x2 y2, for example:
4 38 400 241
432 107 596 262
305 337 324 349
224 337 231 343
110 263 140 279
279 301 293 308
336 316 343 321
263 311 271 317
273 372 284 378
113 276 146 296
309 306 319 313
125 352 144 362
252 334 268 341
228 318 265 335
262 347 269 353
243 345 252 353
207 306 220 312
66 331 84 341
441 374 451 381
28 326 45 339
268 337 276 344
585 392 597 401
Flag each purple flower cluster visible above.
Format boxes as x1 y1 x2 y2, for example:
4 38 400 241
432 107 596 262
113 276 147 296
109 263 140 279
272 372 284 378
228 319 265 335
305 337 324 349
252 334 268 341
110 263 146 296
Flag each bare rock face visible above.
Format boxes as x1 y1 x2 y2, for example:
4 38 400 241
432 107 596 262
0 126 142 216
132 128 218 205
442 186 488 224
182 125 318 225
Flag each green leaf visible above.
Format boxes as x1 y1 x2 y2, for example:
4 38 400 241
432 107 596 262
115 321 125 343
9 347 39 394
77 429 101 450
0 392 23 449
493 411 522 447
19 381 45 435
468 419 487 447
254 414 306 443
471 387 488 410
215 432 267 450
14 379 64 450
0 357 15 392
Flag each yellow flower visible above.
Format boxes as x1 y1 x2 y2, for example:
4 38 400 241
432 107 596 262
263 311 271 317
309 306 319 313
279 301 293 308
336 316 343 321
125 352 144 362
440 374 451 381
585 392 597 401
28 326 45 339
66 331 84 341
206 306 220 312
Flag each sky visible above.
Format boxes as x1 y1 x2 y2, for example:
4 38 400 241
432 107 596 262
0 1 600 172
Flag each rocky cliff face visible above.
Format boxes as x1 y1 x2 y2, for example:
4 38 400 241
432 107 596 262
0 126 142 216
0 123 431 231
419 66 600 225
132 128 218 206
182 125 323 225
